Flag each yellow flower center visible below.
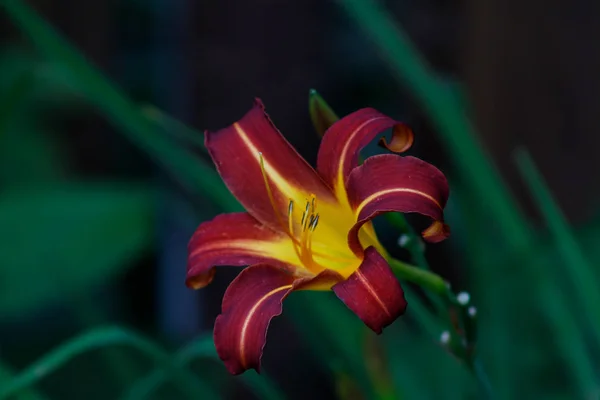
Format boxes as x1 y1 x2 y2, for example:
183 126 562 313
258 153 371 278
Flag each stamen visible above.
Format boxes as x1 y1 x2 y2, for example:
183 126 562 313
309 214 319 231
256 153 333 272
303 211 313 231
287 199 295 237
301 201 310 227
258 152 287 234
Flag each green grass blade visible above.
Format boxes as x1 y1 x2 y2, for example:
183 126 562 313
0 69 35 132
514 149 600 343
0 327 218 400
1 0 240 211
141 104 207 151
0 361 49 400
536 276 596 395
336 0 530 249
123 336 285 400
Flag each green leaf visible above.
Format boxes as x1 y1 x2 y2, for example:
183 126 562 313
451 181 596 397
0 121 66 186
0 183 155 318
514 149 600 332
382 323 474 399
1 0 241 212
0 51 67 186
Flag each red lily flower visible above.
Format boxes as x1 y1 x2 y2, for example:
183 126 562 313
187 99 450 375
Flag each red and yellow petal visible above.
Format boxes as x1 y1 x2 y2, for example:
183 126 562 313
345 154 450 255
205 99 337 233
186 212 301 289
332 247 407 333
316 108 413 200
214 264 343 375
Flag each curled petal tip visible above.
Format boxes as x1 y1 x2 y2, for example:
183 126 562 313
317 108 412 187
378 123 414 153
422 220 450 243
185 269 216 290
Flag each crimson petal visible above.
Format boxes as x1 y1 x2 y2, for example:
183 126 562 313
205 99 336 232
346 154 450 255
316 108 413 193
332 247 407 333
187 213 295 289
214 264 343 374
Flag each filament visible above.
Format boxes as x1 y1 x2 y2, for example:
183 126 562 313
257 152 350 270
258 152 287 233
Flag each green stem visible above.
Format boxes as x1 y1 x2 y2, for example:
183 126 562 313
0 327 218 400
387 257 447 295
384 213 430 269
0 361 49 400
473 358 494 400
123 336 284 400
388 257 494 397
70 297 139 387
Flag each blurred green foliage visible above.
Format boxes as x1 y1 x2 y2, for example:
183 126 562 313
1 0 600 399
0 183 155 318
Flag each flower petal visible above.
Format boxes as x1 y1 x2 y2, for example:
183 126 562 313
346 154 450 255
205 99 337 232
316 108 413 197
214 264 343 374
332 247 407 333
187 212 299 289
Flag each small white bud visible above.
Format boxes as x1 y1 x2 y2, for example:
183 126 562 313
440 330 451 344
457 291 470 306
397 234 410 248
468 306 477 317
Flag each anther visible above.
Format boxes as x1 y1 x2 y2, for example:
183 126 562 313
308 215 315 228
288 199 294 216
309 214 320 231
301 201 311 229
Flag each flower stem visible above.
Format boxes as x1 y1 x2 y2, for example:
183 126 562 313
473 358 494 400
388 256 494 398
387 257 447 295
384 213 430 269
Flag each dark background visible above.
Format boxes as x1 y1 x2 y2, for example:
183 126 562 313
1 0 600 399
